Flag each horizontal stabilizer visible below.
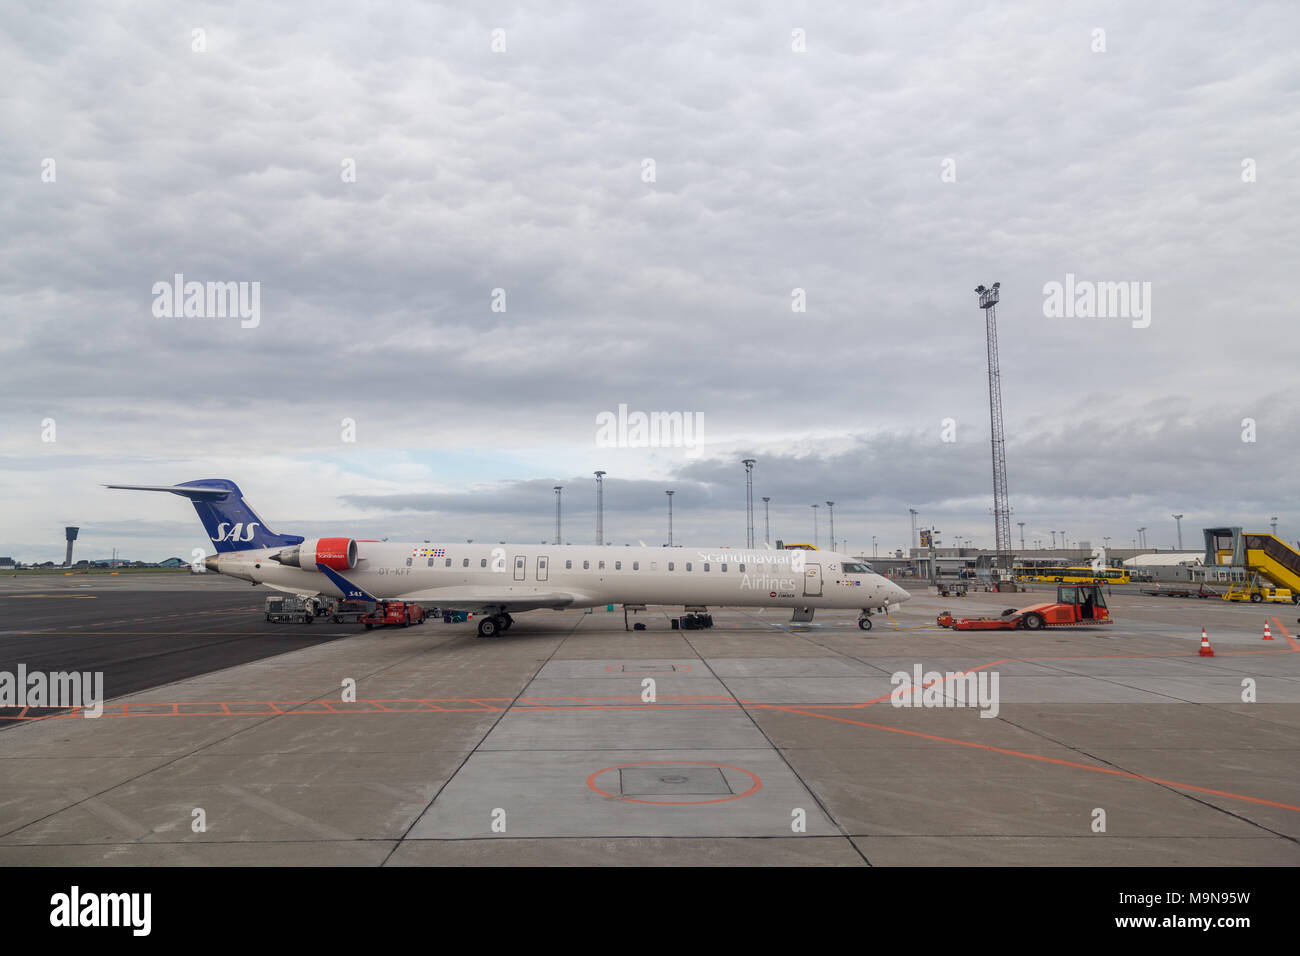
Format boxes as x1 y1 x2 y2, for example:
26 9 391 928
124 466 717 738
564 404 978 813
104 483 231 501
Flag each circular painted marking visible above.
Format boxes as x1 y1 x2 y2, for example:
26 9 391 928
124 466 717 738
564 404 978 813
586 760 762 806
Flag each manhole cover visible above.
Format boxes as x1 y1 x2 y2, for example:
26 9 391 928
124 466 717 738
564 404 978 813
619 767 732 796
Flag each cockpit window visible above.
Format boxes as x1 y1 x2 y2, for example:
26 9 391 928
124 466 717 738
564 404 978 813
841 562 872 574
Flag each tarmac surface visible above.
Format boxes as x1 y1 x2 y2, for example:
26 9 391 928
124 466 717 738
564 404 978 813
0 573 1297 866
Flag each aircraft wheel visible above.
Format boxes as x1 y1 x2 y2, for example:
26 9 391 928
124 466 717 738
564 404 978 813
501 614 513 630
1022 612 1045 630
857 617 872 631
477 616 500 638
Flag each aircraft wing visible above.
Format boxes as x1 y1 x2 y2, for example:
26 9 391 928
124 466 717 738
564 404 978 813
391 585 592 613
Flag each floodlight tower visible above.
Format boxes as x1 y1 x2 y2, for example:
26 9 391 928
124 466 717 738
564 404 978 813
594 471 605 545
811 504 819 547
1171 514 1184 550
742 459 756 548
825 501 836 551
553 486 562 545
666 490 674 547
762 497 771 547
909 508 919 549
975 283 1012 570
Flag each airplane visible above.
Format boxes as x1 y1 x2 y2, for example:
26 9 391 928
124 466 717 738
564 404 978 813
107 478 912 637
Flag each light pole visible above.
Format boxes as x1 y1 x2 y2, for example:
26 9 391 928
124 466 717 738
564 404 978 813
742 459 756 548
1017 521 1025 550
1171 514 1184 550
872 535 878 558
811 504 819 547
826 501 835 551
1271 516 1278 536
1050 531 1056 549
762 497 770 547
666 490 674 547
594 471 605 545
553 486 562 545
909 508 919 549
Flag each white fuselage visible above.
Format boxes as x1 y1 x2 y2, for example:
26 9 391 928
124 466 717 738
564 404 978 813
210 541 911 613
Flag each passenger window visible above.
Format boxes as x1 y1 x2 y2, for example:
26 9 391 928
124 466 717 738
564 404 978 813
462 558 469 567
599 561 605 570
480 558 487 568
445 558 451 567
721 563 727 572
427 558 433 567
739 563 745 572
406 557 412 566
650 562 656 571
615 561 622 570
633 561 639 570
583 560 590 570
668 562 675 571
704 563 710 572
686 562 692 571
565 560 572 570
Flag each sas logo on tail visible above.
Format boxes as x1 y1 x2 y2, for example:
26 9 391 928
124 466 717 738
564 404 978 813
215 522 260 542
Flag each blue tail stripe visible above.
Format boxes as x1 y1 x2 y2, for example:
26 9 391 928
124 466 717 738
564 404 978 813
314 563 377 602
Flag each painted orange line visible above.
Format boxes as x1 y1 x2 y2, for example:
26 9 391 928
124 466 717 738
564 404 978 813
1270 616 1300 652
768 704 1300 813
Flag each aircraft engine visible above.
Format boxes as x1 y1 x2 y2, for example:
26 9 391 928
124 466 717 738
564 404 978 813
272 537 358 571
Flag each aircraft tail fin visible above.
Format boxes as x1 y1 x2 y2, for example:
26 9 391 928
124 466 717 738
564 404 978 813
105 479 304 553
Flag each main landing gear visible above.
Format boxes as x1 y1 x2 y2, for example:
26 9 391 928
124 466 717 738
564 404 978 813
476 613 513 637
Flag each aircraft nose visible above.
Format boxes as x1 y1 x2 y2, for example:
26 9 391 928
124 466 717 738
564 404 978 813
887 581 912 604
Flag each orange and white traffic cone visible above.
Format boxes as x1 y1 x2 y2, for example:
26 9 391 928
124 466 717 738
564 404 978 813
1263 620 1274 641
1199 627 1215 657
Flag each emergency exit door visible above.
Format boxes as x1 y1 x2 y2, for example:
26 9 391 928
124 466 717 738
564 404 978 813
536 556 549 581
513 555 526 581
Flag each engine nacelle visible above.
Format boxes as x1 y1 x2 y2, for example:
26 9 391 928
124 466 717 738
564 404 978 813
273 537 358 571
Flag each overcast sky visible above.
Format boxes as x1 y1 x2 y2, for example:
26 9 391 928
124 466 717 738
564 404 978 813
2 1 1298 562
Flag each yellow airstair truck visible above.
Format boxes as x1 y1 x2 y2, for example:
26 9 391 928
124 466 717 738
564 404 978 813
1204 527 1300 604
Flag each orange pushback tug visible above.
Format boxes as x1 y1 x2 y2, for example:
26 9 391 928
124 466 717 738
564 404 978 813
937 583 1112 631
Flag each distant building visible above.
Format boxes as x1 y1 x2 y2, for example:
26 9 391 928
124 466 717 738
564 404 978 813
0 557 14 570
1122 552 1204 582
